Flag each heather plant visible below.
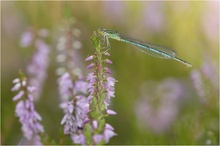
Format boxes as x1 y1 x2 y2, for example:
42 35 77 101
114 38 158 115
190 58 218 105
135 78 186 134
20 28 50 100
12 25 117 145
56 20 89 144
4 2 219 145
11 71 44 145
83 31 117 144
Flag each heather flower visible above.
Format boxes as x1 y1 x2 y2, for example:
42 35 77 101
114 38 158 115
105 59 113 64
56 22 88 102
190 59 218 104
11 74 44 145
56 21 83 76
26 39 50 100
202 1 219 42
56 20 89 144
20 30 34 47
143 2 165 33
102 1 125 24
85 55 94 61
20 28 50 100
87 63 95 69
92 121 117 144
71 133 86 144
104 77 117 107
60 96 89 134
135 78 185 133
84 31 117 144
58 72 74 101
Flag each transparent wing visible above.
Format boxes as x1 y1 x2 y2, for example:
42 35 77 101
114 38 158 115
132 44 172 59
120 35 177 59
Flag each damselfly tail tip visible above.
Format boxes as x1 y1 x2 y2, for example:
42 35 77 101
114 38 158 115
186 63 192 68
174 57 192 68
182 60 192 68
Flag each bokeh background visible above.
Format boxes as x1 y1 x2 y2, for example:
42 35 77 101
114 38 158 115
1 1 219 145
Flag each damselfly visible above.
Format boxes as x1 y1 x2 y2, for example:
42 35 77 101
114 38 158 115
99 27 192 67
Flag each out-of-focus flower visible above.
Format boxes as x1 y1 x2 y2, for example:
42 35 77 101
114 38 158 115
142 2 165 33
202 1 219 42
190 59 218 104
20 30 34 47
56 23 84 77
56 20 89 145
11 76 44 145
135 78 185 133
60 96 89 134
102 1 125 25
20 28 50 100
58 72 88 102
58 72 74 101
92 121 117 144
71 133 86 145
26 39 50 100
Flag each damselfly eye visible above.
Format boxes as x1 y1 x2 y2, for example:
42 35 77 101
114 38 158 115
99 27 104 31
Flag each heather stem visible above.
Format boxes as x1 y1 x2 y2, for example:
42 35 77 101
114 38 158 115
91 33 105 119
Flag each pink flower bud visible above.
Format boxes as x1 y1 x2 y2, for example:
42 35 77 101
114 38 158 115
85 55 94 61
87 63 95 69
104 52 110 56
106 59 113 64
105 68 112 74
106 110 117 115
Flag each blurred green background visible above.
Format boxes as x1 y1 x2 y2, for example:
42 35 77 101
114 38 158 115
1 1 219 145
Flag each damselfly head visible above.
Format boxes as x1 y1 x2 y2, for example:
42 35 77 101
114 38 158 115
99 27 105 32
99 27 118 35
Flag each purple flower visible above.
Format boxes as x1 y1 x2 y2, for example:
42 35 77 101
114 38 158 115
93 134 103 144
106 109 117 115
74 80 88 95
103 123 116 143
58 73 88 102
86 72 96 96
143 2 165 33
87 63 95 69
13 91 24 101
105 59 113 64
105 67 112 74
85 55 94 61
11 77 44 144
135 78 184 133
191 69 205 98
58 73 74 101
102 1 125 24
20 30 34 47
71 133 86 145
26 37 50 100
60 96 89 135
85 31 117 144
11 79 21 91
202 1 219 42
92 120 98 129
56 23 90 144
190 59 218 104
92 122 117 144
104 52 110 56
20 28 50 100
104 77 117 107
